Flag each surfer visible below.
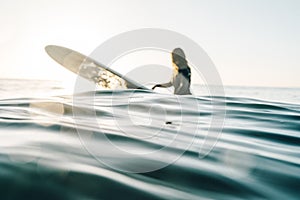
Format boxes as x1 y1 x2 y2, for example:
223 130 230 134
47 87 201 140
152 48 192 95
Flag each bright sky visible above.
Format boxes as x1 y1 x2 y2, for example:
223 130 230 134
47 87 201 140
0 0 299 87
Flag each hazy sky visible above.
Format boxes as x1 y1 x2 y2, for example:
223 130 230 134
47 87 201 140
0 0 299 87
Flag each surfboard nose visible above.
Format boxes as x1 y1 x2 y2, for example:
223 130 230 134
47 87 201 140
45 45 86 74
45 45 69 65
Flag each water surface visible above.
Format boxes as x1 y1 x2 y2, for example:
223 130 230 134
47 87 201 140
0 79 299 199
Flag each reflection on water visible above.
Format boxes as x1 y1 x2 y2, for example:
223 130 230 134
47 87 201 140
0 79 300 199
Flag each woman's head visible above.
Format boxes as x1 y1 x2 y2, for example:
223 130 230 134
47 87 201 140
172 48 187 68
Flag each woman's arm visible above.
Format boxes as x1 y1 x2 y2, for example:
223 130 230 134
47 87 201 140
152 82 172 90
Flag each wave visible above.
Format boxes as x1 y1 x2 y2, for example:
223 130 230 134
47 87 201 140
0 86 299 199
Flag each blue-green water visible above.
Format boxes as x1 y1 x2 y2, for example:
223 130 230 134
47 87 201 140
0 79 300 199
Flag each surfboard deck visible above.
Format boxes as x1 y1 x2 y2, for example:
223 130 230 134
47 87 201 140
45 45 148 90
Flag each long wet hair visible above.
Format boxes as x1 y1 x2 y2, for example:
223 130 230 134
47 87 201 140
172 48 191 80
172 48 188 69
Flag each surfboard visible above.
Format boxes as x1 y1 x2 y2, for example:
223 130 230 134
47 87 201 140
45 45 148 90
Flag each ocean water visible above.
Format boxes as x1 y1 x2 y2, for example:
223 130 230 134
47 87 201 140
0 79 300 199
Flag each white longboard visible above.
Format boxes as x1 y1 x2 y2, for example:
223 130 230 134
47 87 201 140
45 45 148 90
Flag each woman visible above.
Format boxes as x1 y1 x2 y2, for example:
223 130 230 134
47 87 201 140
152 48 191 95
